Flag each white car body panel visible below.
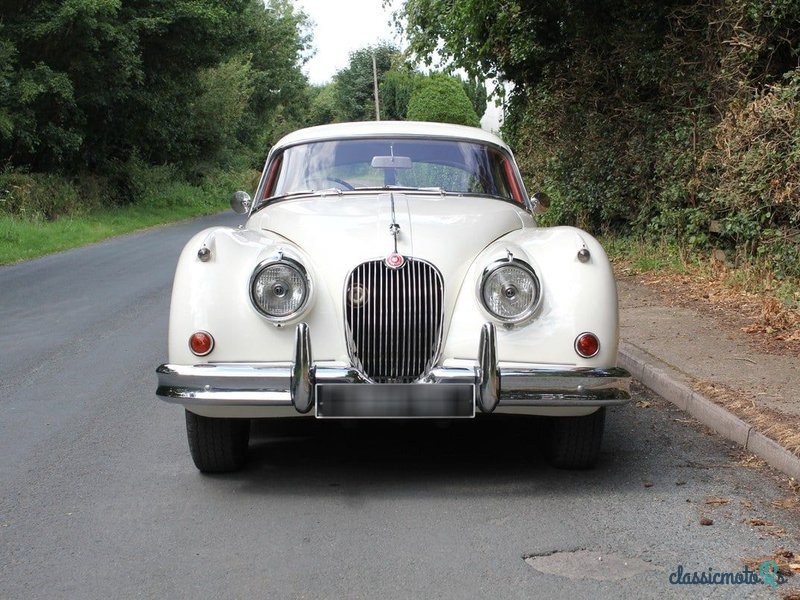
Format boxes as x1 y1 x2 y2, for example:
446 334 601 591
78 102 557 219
159 122 629 422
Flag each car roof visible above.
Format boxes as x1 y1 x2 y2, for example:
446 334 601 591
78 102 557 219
273 121 510 152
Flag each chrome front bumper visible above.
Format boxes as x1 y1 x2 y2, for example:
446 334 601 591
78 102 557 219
156 323 631 414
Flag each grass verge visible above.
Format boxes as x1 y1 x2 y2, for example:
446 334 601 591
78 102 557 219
0 167 258 265
602 236 800 311
0 204 220 265
604 235 799 346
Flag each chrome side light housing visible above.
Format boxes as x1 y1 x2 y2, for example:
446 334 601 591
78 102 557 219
478 258 541 324
250 257 311 322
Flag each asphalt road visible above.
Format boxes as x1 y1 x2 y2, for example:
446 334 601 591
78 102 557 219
1 213 799 599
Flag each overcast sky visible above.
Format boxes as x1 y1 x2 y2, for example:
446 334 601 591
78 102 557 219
295 0 399 85
293 0 502 131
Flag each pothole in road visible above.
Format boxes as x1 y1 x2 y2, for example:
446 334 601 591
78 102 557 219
524 549 659 581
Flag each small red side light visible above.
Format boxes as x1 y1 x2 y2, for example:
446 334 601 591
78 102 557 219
189 331 214 356
575 333 600 358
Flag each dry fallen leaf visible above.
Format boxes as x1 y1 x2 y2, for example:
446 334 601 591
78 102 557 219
777 329 800 342
750 518 774 527
737 453 766 469
767 528 788 538
746 549 797 579
705 496 731 506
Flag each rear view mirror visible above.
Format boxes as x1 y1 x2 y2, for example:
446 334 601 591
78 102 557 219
371 155 412 169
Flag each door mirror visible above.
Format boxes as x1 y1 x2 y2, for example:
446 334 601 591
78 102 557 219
532 191 550 214
231 191 251 214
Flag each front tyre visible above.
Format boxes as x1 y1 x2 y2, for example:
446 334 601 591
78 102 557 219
543 408 605 469
185 410 250 473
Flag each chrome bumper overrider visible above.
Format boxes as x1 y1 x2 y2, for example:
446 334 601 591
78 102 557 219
156 323 631 414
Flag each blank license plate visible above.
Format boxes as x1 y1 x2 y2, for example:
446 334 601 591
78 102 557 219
315 384 475 418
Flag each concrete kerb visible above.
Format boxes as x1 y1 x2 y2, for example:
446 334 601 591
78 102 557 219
618 340 800 481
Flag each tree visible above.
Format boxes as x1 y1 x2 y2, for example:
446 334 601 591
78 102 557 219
306 83 343 126
406 75 480 126
234 0 312 159
334 42 401 121
0 0 311 176
392 0 574 89
0 30 18 142
189 55 254 166
462 76 487 122
380 69 424 121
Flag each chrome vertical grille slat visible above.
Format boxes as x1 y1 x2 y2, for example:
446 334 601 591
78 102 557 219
344 258 444 383
367 261 373 375
378 260 383 377
421 262 427 366
390 259 396 379
402 264 410 380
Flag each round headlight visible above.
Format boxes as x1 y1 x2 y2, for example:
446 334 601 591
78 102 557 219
479 259 540 323
250 258 310 321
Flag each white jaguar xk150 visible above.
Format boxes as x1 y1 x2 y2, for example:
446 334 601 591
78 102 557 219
156 121 631 472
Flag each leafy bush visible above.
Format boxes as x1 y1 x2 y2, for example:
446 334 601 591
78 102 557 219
406 76 480 126
0 172 85 221
704 70 800 273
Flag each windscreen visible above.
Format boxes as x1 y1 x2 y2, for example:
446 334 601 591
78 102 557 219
267 138 522 203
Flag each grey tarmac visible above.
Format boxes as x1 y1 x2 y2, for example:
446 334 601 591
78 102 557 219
1 213 798 599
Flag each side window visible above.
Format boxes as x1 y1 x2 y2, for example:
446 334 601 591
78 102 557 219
501 157 524 205
261 153 283 201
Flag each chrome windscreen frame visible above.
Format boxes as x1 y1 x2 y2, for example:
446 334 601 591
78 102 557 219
248 135 535 216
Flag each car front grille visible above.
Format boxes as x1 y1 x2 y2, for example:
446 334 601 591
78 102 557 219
344 258 444 383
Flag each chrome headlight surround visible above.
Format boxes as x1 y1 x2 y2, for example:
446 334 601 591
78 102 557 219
477 258 542 325
249 256 312 323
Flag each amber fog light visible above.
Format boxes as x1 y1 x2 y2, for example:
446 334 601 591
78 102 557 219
575 333 599 358
189 331 214 356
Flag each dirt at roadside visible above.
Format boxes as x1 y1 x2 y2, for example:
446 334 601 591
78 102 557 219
616 265 800 355
615 266 800 459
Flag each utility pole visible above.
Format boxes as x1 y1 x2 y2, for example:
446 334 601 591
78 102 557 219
372 52 381 121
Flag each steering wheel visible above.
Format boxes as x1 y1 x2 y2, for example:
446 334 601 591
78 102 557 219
318 177 355 191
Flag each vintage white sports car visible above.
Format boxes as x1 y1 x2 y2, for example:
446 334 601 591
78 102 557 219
156 121 630 472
